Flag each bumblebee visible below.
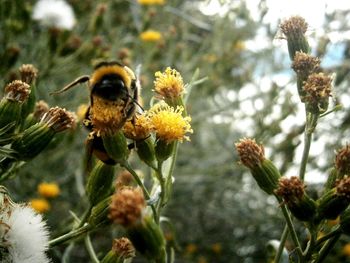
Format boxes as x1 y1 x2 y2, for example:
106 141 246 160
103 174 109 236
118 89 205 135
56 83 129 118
53 61 141 165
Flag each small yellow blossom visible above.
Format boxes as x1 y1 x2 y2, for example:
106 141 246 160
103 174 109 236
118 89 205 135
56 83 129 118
123 113 153 140
30 198 50 213
137 0 165 5
343 243 350 257
38 182 60 198
233 41 245 51
148 102 193 144
154 67 185 99
185 243 197 255
140 30 162 42
211 243 222 254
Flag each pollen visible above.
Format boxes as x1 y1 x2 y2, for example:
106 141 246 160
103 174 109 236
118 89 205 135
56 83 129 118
76 103 89 122
140 30 162 42
154 67 185 99
123 113 153 141
37 182 60 198
90 96 126 135
30 198 50 213
147 102 193 144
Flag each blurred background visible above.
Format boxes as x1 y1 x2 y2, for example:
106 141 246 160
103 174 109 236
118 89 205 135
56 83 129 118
1 0 350 262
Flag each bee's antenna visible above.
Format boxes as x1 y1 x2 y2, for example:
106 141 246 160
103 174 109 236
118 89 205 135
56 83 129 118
50 75 90 95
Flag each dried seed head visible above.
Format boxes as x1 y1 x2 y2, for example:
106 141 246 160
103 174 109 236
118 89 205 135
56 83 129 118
292 52 320 77
115 170 135 190
33 100 50 119
235 138 265 169
112 237 135 259
4 80 30 103
303 72 332 112
335 144 350 175
109 187 145 227
40 107 76 132
275 176 305 205
280 16 308 39
336 177 350 201
19 64 38 85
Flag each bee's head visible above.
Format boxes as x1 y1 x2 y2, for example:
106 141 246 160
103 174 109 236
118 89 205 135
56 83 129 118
90 61 134 101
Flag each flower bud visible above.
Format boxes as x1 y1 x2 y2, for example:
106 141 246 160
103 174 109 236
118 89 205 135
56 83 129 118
340 209 350 235
275 176 316 222
280 16 310 60
235 138 281 195
102 130 129 164
291 52 320 102
303 73 332 114
11 107 75 160
155 140 175 162
317 177 350 220
335 144 350 178
23 100 50 129
127 215 166 262
88 196 112 228
323 168 339 192
136 138 156 167
0 80 30 133
100 237 135 263
86 161 115 205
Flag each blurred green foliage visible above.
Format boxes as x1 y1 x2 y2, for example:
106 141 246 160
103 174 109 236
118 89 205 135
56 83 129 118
1 0 350 262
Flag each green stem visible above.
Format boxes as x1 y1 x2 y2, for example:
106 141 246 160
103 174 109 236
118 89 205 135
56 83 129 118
299 113 318 181
156 162 165 223
122 161 157 219
49 224 91 248
274 225 289 263
304 225 317 260
78 204 93 228
122 161 151 200
85 234 100 263
279 202 303 261
313 233 341 263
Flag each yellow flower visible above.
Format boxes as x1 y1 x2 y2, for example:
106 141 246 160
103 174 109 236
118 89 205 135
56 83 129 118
147 102 192 144
154 67 185 99
140 30 162 42
211 243 222 254
137 0 165 5
343 243 350 257
185 243 197 255
91 96 126 135
38 182 60 198
123 113 153 140
30 198 50 213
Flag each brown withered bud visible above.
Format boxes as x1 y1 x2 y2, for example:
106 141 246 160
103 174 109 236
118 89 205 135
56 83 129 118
112 237 136 259
280 16 308 40
303 72 332 113
336 177 350 201
33 100 50 120
275 176 305 205
335 144 350 176
115 170 135 190
109 187 145 227
235 138 265 169
40 107 76 132
292 52 320 78
4 80 30 102
19 64 38 85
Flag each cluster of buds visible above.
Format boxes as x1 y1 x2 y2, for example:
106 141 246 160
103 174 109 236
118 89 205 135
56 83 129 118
281 16 333 113
0 65 76 169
